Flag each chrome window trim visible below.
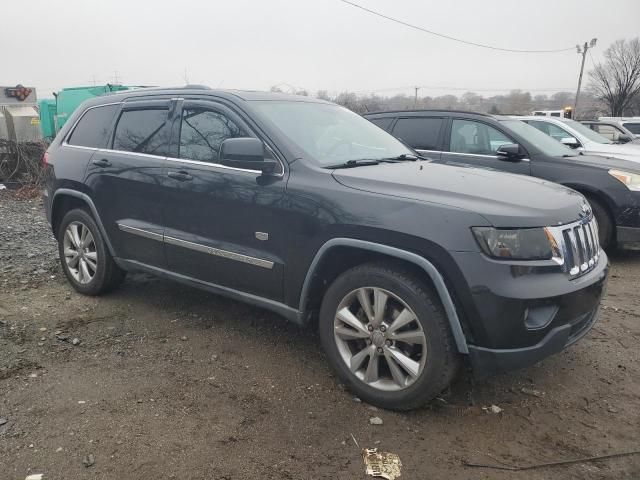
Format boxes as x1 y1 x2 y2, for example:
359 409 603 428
102 148 167 161
117 223 274 269
446 151 530 162
63 102 123 147
165 156 264 174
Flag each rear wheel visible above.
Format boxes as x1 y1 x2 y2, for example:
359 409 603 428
319 262 460 410
585 196 613 249
57 208 125 295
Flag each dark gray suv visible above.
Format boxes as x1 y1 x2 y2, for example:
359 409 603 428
43 87 608 410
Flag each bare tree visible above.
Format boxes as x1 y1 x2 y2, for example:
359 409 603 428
589 38 640 116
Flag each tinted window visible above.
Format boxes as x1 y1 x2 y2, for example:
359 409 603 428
623 122 640 134
67 104 118 148
112 108 170 156
449 119 512 155
392 118 443 150
368 117 394 131
179 107 248 163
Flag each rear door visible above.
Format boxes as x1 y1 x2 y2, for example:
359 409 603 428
84 99 173 267
389 116 445 160
441 118 530 175
162 99 287 301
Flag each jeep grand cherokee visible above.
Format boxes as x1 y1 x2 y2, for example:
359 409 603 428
43 87 608 410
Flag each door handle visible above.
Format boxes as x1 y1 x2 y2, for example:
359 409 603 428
167 170 193 182
92 158 111 168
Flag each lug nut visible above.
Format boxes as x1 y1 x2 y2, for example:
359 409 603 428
385 339 392 346
367 325 374 332
380 325 387 332
376 347 383 354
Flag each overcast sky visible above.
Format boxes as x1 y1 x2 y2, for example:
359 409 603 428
3 0 639 99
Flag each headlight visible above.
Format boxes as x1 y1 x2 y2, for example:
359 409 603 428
472 227 560 260
609 169 640 191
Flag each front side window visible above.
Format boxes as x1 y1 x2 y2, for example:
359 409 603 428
594 124 616 140
67 104 118 148
112 108 170 156
368 117 394 131
449 119 512 155
179 107 248 163
392 117 444 150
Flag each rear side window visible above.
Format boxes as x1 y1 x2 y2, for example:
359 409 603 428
392 117 444 150
67 104 118 148
623 122 640 134
368 117 394 131
112 108 170 156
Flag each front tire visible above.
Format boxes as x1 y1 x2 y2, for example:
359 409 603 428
57 208 125 295
319 262 460 410
585 196 613 249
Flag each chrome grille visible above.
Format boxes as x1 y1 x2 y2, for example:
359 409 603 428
548 216 600 277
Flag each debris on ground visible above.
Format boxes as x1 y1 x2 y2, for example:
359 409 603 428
71 338 81 346
521 387 544 398
0 418 7 426
362 448 402 480
25 474 43 480
83 453 95 467
369 416 384 425
483 405 503 414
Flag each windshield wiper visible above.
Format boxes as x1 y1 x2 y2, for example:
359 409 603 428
384 153 419 161
325 159 382 169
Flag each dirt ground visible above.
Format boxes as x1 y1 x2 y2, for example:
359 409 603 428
1 192 639 480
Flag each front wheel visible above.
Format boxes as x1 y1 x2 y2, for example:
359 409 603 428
319 262 460 410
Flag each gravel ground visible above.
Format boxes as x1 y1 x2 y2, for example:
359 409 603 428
1 191 639 480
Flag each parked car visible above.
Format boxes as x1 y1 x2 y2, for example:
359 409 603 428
514 116 640 163
43 88 608 410
599 117 640 138
364 110 640 250
581 120 640 144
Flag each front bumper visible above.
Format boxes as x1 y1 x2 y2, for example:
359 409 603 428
450 250 608 376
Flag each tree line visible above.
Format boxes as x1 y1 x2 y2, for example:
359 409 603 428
272 38 640 119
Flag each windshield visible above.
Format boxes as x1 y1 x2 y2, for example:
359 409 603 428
561 119 613 144
250 101 412 165
500 119 577 157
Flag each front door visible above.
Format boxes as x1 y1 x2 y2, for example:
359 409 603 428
84 99 173 267
162 100 287 301
441 118 530 175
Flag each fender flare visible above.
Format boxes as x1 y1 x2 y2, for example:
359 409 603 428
52 189 117 257
299 238 469 354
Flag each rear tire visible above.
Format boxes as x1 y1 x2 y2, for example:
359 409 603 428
57 208 125 295
319 262 460 410
585 196 613 249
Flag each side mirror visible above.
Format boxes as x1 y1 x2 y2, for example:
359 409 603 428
617 133 632 143
219 137 278 175
496 143 523 160
560 137 580 148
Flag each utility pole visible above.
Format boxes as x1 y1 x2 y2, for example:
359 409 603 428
574 38 597 119
414 86 420 107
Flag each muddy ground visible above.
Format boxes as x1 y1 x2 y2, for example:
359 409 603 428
1 192 639 480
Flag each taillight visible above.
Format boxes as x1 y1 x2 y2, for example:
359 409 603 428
42 151 49 166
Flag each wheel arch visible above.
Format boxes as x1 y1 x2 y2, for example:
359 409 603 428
51 189 116 257
561 183 616 242
298 238 469 354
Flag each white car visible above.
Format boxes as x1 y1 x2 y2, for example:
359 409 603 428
514 116 640 163
599 117 640 138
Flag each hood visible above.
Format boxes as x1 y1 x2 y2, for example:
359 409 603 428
568 153 640 172
584 142 640 163
333 161 586 228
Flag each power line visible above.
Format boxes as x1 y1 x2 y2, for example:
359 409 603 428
339 0 576 53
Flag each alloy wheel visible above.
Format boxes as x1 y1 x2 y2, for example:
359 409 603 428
333 287 427 391
63 221 98 284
